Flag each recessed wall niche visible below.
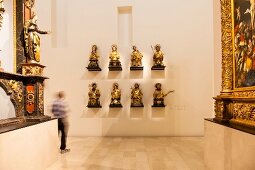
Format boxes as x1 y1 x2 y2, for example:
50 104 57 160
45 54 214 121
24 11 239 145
118 6 132 47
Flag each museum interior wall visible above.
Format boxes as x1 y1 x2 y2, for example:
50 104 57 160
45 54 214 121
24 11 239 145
213 0 222 96
28 0 215 136
0 0 13 73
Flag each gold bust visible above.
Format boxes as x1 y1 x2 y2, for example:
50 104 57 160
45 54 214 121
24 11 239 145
88 83 101 107
110 83 122 107
131 45 143 67
153 44 164 67
87 45 101 70
153 83 174 106
109 44 122 69
131 83 143 107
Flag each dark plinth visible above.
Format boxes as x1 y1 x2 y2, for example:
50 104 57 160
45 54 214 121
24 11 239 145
109 66 122 71
25 115 51 122
110 103 123 108
152 104 166 107
130 66 143 71
131 104 144 107
86 67 102 71
0 118 25 128
205 118 255 136
0 118 56 134
151 66 166 70
87 105 102 108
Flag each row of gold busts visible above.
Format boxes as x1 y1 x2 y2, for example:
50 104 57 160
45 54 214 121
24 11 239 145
87 44 165 71
87 82 174 108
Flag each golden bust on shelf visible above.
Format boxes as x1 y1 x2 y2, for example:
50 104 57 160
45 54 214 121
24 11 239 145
87 45 101 71
109 44 122 70
131 83 144 107
24 13 50 63
110 83 122 107
87 83 101 108
131 45 143 67
153 83 174 107
152 44 165 69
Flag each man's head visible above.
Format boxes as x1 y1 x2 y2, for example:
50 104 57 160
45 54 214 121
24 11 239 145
58 91 65 99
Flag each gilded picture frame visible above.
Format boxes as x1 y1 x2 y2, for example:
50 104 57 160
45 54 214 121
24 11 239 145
232 0 255 91
214 0 255 129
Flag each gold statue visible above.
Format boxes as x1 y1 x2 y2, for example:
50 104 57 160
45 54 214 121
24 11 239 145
153 83 174 107
24 13 49 63
131 45 143 67
131 83 144 107
152 44 165 69
87 83 101 107
87 45 101 71
109 44 122 70
110 83 122 107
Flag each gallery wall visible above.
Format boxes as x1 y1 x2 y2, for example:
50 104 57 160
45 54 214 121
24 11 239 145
36 0 214 136
0 0 14 72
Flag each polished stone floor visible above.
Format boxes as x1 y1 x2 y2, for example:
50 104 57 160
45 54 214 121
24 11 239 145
47 137 205 170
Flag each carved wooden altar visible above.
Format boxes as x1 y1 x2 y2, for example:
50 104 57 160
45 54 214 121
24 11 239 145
0 71 49 127
214 0 255 129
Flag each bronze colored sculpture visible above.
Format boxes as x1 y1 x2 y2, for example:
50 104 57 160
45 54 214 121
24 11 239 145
151 44 166 70
109 44 122 71
24 13 49 63
87 45 101 71
87 83 101 108
110 83 122 107
152 83 174 107
131 83 144 107
130 45 143 70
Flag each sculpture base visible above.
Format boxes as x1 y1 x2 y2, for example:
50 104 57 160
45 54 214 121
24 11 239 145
131 104 144 107
130 66 143 70
109 103 123 108
109 66 122 71
152 104 166 107
25 115 51 122
87 105 102 108
151 65 166 70
21 63 46 76
86 67 102 71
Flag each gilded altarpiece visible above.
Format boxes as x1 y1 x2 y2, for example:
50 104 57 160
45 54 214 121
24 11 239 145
215 0 255 128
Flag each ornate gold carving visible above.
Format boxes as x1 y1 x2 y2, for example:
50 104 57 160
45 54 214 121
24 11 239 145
214 100 224 119
38 83 44 113
22 65 43 76
231 103 255 127
0 79 24 117
9 80 23 103
26 90 34 105
0 0 5 30
220 0 233 94
233 91 255 98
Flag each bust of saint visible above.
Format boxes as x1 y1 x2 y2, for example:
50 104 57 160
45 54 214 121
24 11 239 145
131 83 143 106
131 46 143 67
153 44 164 67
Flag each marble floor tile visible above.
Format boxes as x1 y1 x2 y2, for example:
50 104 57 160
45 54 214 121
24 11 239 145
47 137 205 170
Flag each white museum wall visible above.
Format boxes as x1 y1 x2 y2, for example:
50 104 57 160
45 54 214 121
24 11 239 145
0 120 58 170
36 0 214 136
0 87 15 120
0 0 14 72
